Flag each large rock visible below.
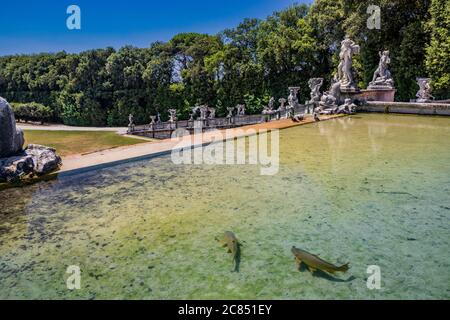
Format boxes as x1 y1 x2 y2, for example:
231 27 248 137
25 144 62 175
0 145 62 182
0 98 61 183
0 153 34 182
0 97 24 157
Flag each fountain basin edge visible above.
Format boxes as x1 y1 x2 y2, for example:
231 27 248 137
358 101 450 116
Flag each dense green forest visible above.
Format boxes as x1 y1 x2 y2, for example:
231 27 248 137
0 0 448 126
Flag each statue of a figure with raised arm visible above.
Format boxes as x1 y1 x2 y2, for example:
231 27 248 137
337 36 360 90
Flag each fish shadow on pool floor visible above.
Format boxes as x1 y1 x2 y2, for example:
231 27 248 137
233 247 241 273
297 263 356 283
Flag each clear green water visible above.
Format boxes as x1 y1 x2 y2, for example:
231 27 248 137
0 113 449 300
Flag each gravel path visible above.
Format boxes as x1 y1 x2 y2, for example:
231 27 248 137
17 122 127 134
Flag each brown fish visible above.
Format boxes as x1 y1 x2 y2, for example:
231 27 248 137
291 246 349 274
217 231 240 272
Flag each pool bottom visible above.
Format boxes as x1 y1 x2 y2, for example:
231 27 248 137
0 113 449 299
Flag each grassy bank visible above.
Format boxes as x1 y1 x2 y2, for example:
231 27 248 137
23 130 149 157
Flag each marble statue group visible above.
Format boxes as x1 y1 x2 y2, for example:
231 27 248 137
130 36 438 135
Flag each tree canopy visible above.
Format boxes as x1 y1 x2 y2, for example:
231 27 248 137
0 0 447 126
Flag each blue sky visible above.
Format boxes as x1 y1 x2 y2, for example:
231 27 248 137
0 0 312 56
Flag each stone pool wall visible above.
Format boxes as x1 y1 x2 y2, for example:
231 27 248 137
359 101 450 116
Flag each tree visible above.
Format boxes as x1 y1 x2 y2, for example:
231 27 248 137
0 1 446 125
257 4 317 102
426 0 450 99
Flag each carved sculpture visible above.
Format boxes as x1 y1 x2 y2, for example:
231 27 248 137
262 97 277 115
319 76 341 113
337 98 357 115
198 105 208 120
226 107 235 118
127 114 135 133
278 98 287 112
369 51 394 89
268 97 275 110
337 36 360 90
168 109 177 122
208 107 216 119
286 88 299 118
149 115 156 130
307 78 324 114
236 104 246 116
288 87 300 110
308 78 323 104
415 78 434 103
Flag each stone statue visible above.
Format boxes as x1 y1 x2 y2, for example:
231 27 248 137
191 106 200 119
287 87 300 118
337 98 357 115
149 115 156 130
156 112 162 124
278 98 287 111
0 97 24 158
198 105 208 120
208 107 216 119
226 107 235 118
291 114 304 122
319 76 341 113
236 104 246 116
268 97 275 110
415 78 434 103
288 87 300 108
308 78 323 104
262 97 277 115
337 36 360 90
168 109 177 122
369 51 394 89
307 78 323 113
127 114 135 133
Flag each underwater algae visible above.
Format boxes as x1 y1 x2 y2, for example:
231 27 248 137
0 113 449 299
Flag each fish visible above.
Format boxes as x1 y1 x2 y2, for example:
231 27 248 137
291 246 349 274
217 231 241 272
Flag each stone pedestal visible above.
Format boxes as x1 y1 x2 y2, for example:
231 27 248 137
341 87 395 104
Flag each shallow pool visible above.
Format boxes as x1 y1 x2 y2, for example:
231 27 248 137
0 113 449 299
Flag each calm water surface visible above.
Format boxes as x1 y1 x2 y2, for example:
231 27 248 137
0 113 449 299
